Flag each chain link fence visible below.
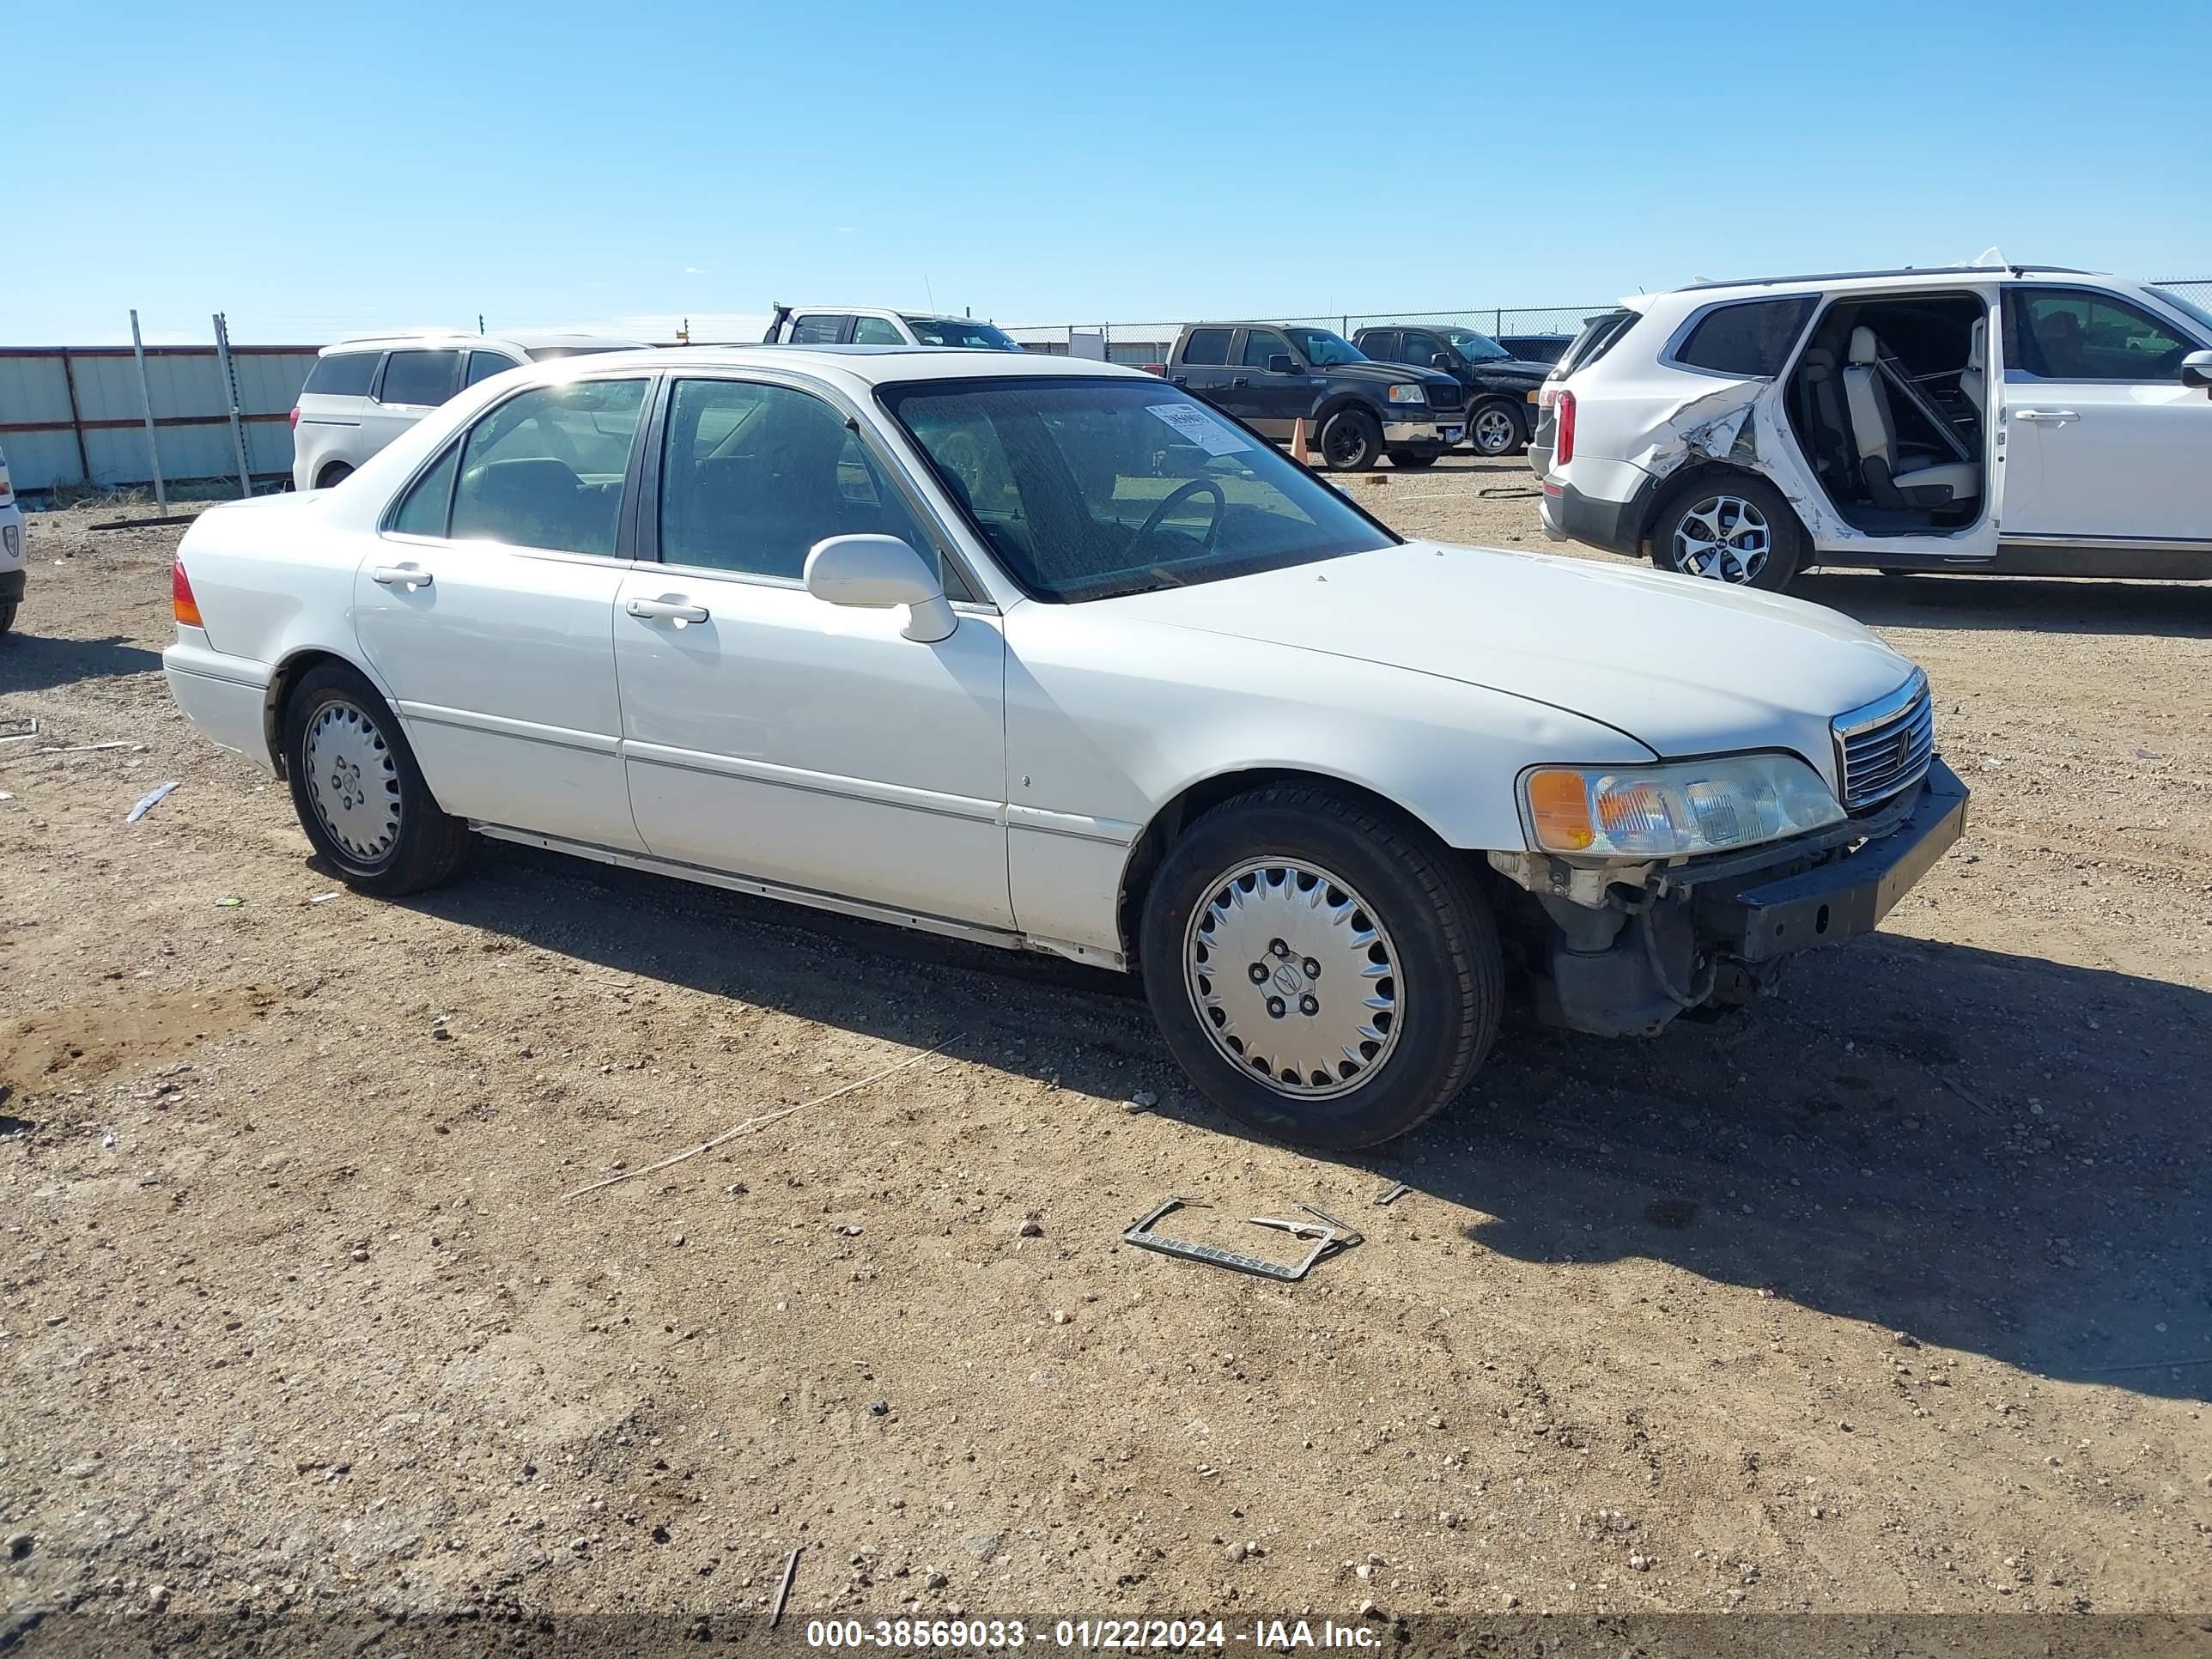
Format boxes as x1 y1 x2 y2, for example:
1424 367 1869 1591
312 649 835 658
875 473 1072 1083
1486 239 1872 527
1006 305 1613 366
2154 277 2212 313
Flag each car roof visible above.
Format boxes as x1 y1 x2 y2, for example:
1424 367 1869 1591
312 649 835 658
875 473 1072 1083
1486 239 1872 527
785 307 995 324
324 329 648 354
548 344 1150 386
1656 264 2106 301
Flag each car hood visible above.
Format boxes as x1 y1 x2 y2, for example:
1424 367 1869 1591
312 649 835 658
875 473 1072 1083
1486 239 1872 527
1099 542 1920 781
1465 357 1551 385
1329 361 1459 391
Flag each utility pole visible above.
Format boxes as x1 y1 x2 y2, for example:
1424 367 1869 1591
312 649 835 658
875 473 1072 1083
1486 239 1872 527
129 310 167 513
211 313 252 497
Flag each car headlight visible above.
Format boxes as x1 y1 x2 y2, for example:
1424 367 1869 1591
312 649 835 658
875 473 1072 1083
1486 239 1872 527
1385 383 1427 404
1521 754 1844 859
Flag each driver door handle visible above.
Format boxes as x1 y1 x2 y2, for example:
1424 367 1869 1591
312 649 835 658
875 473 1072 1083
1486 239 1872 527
2014 408 2079 423
370 564 432 589
628 596 710 624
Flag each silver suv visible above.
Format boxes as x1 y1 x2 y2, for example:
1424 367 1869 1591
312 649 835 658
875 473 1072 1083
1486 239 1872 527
290 330 646 490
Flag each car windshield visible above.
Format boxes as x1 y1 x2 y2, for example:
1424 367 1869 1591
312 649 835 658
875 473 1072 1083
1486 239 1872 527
1285 327 1365 366
1444 329 1512 362
903 316 1021 351
882 376 1396 603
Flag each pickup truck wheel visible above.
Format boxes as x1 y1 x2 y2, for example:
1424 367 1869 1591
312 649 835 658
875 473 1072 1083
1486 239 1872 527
1650 476 1803 592
1319 409 1382 471
1469 400 1526 457
1388 450 1438 470
1139 787 1503 1151
283 661 470 896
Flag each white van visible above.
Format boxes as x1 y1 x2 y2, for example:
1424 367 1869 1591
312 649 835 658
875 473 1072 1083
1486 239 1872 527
290 330 647 490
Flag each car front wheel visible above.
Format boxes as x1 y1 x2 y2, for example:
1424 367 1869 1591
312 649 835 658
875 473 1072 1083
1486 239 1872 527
1468 400 1526 457
1650 475 1803 592
1139 786 1504 1150
283 661 471 895
1318 409 1382 471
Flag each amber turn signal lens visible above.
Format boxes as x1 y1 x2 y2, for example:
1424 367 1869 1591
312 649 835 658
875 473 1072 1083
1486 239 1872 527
173 559 203 628
1526 769 1595 852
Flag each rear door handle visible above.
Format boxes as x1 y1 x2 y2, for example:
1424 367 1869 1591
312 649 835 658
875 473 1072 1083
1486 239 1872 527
2014 408 2080 423
370 564 432 589
1230 375 1249 387
628 596 710 624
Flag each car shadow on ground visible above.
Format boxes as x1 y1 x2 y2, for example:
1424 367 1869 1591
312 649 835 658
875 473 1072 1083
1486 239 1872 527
414 841 2211 1404
1796 571 2212 638
0 631 166 695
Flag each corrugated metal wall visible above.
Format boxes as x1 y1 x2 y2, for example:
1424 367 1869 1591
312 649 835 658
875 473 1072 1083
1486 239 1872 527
0 345 319 495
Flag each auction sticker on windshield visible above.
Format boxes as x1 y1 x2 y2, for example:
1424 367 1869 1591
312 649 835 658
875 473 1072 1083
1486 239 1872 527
1147 403 1251 455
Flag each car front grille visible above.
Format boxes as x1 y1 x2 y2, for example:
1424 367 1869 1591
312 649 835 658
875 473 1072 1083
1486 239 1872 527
1427 383 1467 415
1833 670 1934 813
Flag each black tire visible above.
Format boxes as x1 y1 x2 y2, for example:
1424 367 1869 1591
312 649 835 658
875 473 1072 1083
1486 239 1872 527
283 661 470 896
316 462 354 489
0 602 15 637
1649 473 1804 592
1389 450 1439 470
1139 786 1504 1151
1318 408 1382 471
1468 399 1527 458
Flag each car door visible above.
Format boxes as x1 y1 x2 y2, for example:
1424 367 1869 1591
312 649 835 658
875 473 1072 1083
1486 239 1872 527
612 373 1012 927
351 374 654 852
362 349 463 459
1232 326 1311 439
1996 286 2212 548
1169 327 1237 410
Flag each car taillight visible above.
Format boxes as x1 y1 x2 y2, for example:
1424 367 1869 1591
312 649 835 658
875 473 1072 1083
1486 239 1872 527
289 405 301 429
173 558 203 628
1140 362 1164 376
1554 390 1577 467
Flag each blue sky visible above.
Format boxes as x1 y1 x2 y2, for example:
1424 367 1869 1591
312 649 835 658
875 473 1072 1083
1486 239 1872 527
14 0 2211 345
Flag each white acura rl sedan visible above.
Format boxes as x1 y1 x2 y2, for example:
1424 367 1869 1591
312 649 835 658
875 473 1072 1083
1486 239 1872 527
163 346 1965 1149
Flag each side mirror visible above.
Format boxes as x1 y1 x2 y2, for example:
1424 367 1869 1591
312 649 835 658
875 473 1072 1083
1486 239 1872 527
1431 352 1455 371
1266 354 1295 375
804 534 956 642
2182 349 2212 392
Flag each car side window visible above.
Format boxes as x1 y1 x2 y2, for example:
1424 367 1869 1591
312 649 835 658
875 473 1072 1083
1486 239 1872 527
788 313 849 345
2008 289 2195 381
447 378 649 556
658 379 933 581
1403 331 1443 363
1358 331 1394 362
465 350 520 388
378 349 461 407
304 351 380 397
390 443 461 538
1242 329 1292 368
1182 329 1231 367
850 315 905 345
1672 298 1814 377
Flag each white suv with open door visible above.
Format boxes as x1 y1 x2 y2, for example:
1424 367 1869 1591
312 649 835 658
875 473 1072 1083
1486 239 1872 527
291 330 647 491
1538 265 2212 589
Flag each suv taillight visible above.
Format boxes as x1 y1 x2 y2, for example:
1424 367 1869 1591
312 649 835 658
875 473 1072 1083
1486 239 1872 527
1554 391 1577 467
289 405 301 430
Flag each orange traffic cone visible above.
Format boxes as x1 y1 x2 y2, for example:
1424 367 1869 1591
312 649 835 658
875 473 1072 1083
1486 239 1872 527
1291 416 1311 466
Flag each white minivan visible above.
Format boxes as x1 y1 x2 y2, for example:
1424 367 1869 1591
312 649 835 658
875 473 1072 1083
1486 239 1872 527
290 330 647 491
0 441 23 635
1538 265 2212 589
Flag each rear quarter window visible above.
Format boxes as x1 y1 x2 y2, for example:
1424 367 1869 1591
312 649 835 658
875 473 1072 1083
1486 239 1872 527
1670 297 1815 378
304 352 380 398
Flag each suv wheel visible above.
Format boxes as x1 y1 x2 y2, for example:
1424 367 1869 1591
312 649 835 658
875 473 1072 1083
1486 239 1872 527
1319 409 1382 471
1469 400 1525 458
1139 786 1504 1150
1650 476 1803 592
283 662 471 896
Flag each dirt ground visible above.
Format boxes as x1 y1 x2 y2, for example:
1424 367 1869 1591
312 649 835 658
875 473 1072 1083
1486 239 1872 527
3 459 2210 1647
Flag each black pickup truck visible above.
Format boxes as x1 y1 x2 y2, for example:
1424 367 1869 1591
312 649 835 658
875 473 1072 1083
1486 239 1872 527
1158 323 1466 470
1351 324 1552 457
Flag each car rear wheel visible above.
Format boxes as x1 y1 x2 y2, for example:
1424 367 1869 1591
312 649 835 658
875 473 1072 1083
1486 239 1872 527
1319 409 1382 471
283 661 470 896
1389 450 1439 469
1468 400 1526 458
1139 786 1504 1150
316 462 354 489
1650 475 1803 592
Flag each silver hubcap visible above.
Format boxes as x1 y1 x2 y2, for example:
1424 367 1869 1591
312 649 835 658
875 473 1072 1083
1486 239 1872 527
1183 860 1402 1098
305 699 400 862
1474 410 1515 453
1671 494 1770 582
